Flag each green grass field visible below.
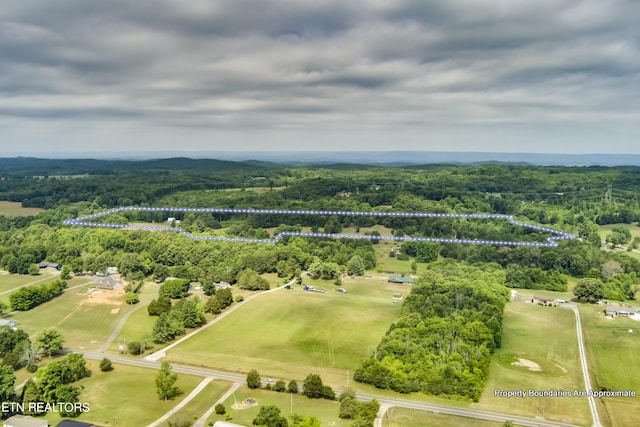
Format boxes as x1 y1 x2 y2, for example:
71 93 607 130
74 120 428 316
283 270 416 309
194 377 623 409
6 278 150 350
475 300 591 426
41 359 204 426
166 380 233 426
167 276 402 387
208 386 350 427
0 201 44 216
598 222 640 241
0 269 57 297
382 407 503 427
579 303 640 427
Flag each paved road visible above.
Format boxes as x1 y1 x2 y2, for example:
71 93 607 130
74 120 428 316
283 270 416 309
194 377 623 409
67 349 581 427
147 377 214 427
193 382 241 427
144 280 293 361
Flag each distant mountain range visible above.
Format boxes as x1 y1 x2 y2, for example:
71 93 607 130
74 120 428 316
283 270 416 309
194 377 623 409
2 152 640 175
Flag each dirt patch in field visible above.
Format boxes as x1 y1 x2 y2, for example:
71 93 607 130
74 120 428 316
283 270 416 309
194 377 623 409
512 358 542 371
110 308 120 314
232 398 259 410
85 286 125 305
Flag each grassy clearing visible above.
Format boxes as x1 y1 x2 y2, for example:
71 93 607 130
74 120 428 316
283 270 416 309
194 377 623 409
598 222 640 241
475 300 591 426
41 359 204 426
0 269 56 296
166 380 233 426
579 303 640 427
167 276 402 387
0 200 44 216
382 407 503 427
7 278 137 350
208 386 350 427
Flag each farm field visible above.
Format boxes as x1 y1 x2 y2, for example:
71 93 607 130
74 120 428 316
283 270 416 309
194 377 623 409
579 303 640 427
0 200 44 216
475 300 591 426
41 359 204 426
165 379 233 426
382 407 503 427
209 386 350 427
166 276 403 387
0 269 57 296
7 278 135 350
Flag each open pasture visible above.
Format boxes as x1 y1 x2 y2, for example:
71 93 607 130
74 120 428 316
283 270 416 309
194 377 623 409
7 278 136 350
0 200 44 216
167 276 402 387
579 303 640 427
382 407 503 427
0 269 57 296
475 300 591 426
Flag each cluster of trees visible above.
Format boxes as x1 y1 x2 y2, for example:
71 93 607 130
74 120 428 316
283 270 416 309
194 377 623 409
152 297 206 344
160 278 191 298
505 265 568 291
204 287 233 314
355 262 509 401
9 279 67 311
246 369 298 394
0 327 64 373
21 353 90 417
237 268 270 290
339 389 379 427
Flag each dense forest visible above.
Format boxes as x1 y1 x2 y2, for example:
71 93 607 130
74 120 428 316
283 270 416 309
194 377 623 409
1 158 640 401
355 262 508 400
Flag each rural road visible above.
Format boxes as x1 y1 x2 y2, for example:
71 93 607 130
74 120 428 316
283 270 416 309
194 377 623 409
563 303 602 427
65 349 582 427
99 300 149 352
192 382 241 427
144 280 294 361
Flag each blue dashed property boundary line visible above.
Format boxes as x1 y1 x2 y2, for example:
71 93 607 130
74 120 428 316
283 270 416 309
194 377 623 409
62 207 576 247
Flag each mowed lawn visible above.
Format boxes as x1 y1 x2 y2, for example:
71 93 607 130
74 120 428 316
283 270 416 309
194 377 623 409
598 222 640 241
0 269 57 297
0 200 44 216
475 301 591 426
579 304 640 427
382 407 503 427
42 359 204 426
8 278 131 350
209 386 350 427
167 276 402 387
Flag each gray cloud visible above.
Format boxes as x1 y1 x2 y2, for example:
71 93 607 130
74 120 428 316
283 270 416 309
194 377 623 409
0 0 639 154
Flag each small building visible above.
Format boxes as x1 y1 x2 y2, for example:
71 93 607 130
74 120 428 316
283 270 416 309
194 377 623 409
106 266 119 275
216 281 231 289
531 295 556 305
0 319 18 328
3 415 48 427
388 276 415 284
393 292 403 300
93 276 122 290
604 305 638 317
38 261 62 270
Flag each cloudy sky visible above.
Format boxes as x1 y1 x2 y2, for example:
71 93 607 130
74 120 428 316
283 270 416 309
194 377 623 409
1 0 639 155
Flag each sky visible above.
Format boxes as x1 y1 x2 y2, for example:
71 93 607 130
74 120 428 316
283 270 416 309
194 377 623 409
1 0 639 156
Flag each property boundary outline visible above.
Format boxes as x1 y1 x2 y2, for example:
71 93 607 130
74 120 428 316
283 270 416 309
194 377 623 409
63 207 577 247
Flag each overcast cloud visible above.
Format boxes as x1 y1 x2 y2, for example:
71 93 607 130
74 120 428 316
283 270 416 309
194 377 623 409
1 0 639 155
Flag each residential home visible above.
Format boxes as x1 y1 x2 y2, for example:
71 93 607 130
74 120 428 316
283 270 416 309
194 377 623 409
388 276 415 284
604 305 638 317
0 319 18 328
93 276 122 290
531 295 556 305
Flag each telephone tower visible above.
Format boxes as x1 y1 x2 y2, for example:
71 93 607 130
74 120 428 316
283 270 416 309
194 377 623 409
605 184 612 203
